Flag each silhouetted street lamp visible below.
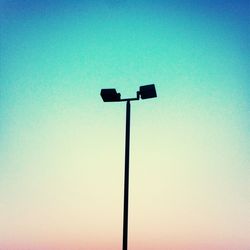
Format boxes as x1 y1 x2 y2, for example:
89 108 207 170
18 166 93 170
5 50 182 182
100 84 157 250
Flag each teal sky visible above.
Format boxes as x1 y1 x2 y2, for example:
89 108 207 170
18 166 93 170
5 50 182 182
0 1 249 249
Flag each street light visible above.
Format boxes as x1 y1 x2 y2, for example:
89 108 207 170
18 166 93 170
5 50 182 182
100 84 157 250
100 89 121 102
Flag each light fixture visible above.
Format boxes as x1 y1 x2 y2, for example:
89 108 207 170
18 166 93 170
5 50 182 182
100 84 157 250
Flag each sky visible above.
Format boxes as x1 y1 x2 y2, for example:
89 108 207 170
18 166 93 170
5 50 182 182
0 0 249 249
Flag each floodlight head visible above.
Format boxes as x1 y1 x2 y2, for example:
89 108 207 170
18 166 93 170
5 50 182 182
100 88 121 102
139 84 157 99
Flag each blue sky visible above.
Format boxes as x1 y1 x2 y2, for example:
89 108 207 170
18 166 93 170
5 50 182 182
0 0 249 249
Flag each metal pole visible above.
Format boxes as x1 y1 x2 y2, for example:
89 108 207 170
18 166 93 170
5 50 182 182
123 100 131 250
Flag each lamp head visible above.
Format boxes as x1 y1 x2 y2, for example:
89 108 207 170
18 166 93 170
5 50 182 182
139 84 157 99
100 88 121 102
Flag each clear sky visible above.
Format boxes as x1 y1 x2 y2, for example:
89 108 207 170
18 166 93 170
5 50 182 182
0 0 249 249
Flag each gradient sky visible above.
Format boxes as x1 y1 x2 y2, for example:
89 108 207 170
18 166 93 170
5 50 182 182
0 0 249 249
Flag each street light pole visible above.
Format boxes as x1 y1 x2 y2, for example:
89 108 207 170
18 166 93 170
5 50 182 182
100 84 157 250
123 100 130 250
